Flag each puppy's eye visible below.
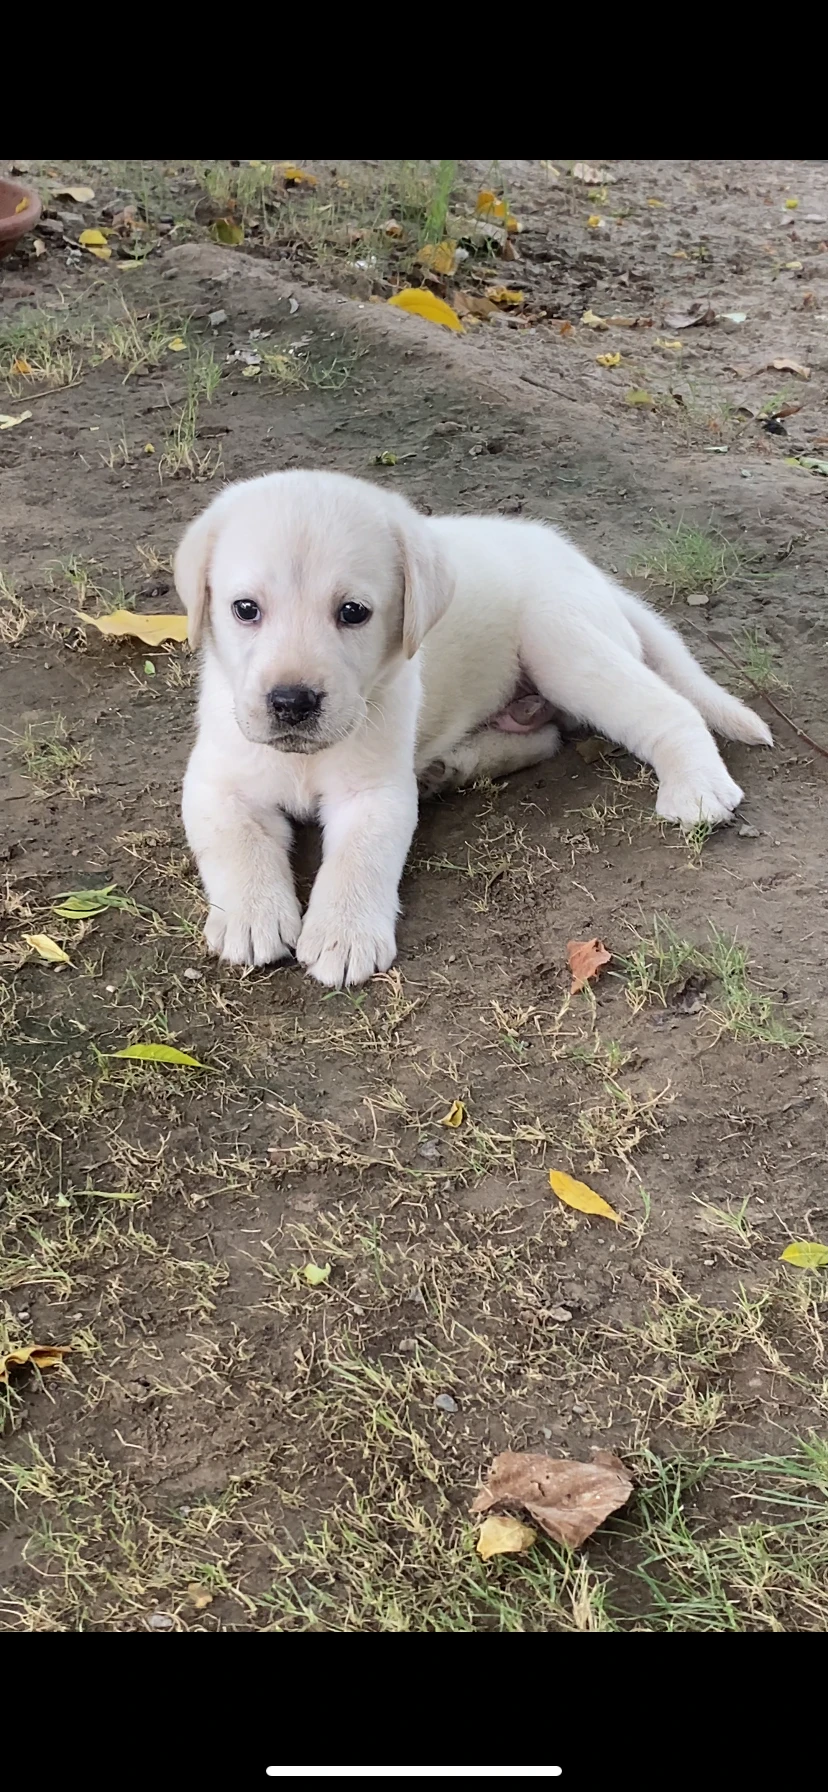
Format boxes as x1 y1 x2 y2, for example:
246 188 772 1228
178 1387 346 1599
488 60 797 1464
337 600 372 628
232 599 261 625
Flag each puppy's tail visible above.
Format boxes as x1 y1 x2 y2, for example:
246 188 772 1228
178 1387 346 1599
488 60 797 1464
617 589 773 746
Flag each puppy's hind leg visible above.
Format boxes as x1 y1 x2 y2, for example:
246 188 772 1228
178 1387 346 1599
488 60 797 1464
419 723 562 796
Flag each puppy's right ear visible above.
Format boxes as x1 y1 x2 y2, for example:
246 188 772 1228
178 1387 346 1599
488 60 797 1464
174 505 217 651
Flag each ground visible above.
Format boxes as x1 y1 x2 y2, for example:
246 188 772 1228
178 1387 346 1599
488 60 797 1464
1 158 827 1633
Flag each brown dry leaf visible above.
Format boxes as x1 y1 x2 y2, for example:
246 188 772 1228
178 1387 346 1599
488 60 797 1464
383 219 403 238
770 357 810 379
567 937 611 993
471 1449 633 1549
663 302 716 329
607 314 653 329
416 240 459 276
454 292 496 320
0 1343 71 1385
476 1513 537 1561
549 1169 621 1225
187 1583 214 1611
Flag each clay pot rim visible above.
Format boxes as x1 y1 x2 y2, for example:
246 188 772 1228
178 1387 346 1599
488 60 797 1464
0 176 43 254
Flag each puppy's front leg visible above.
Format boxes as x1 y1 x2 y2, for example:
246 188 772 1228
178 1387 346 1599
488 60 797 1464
183 754 301 967
296 780 418 987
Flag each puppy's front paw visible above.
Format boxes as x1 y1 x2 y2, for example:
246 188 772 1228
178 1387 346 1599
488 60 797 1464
205 889 302 967
656 764 743 828
296 906 397 988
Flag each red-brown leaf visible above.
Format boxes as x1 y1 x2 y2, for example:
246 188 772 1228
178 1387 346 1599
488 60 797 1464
471 1449 634 1549
567 937 612 993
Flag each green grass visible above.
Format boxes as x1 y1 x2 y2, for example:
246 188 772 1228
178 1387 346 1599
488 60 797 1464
621 916 803 1046
632 520 743 598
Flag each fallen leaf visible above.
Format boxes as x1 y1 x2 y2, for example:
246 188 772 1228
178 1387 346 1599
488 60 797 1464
655 337 683 351
596 351 621 367
53 185 95 203
549 1169 621 1225
476 1513 537 1560
587 214 603 229
302 1262 331 1287
242 364 261 378
441 1100 465 1128
86 245 112 260
663 302 716 329
0 411 32 430
23 933 71 965
784 261 802 272
373 450 397 465
581 309 607 329
780 1241 828 1269
33 238 46 258
471 1449 633 1549
785 197 799 209
485 286 524 306
625 388 654 407
770 357 810 379
0 1343 71 1385
77 609 188 646
571 163 615 185
646 197 664 208
453 292 496 320
167 335 187 352
11 356 33 375
383 219 403 238
281 165 317 187
787 456 828 476
187 1583 213 1611
722 311 747 324
607 315 653 328
144 443 155 454
79 228 108 247
387 289 463 333
109 1044 207 1068
567 938 612 992
52 885 127 919
475 191 520 232
416 240 458 275
14 197 28 214
210 218 244 246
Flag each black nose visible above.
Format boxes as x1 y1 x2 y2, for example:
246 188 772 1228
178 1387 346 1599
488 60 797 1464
266 684 323 725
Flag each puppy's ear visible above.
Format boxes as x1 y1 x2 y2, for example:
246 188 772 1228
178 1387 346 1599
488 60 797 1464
397 513 455 658
174 505 217 650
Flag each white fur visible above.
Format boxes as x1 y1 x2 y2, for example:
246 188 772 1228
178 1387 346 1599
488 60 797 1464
176 471 772 986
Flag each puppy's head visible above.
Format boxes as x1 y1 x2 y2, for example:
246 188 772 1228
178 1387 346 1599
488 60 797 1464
174 470 454 751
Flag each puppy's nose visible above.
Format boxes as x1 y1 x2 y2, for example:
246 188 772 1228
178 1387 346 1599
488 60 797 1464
266 684 323 724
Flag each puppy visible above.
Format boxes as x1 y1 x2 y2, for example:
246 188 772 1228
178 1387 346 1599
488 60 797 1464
175 470 771 986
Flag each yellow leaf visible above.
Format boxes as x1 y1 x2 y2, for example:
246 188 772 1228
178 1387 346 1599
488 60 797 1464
23 933 71 965
187 1583 213 1611
144 443 155 454
383 218 403 237
387 288 463 333
281 164 317 186
87 245 112 260
656 337 683 350
77 609 189 646
53 185 95 203
596 351 621 367
476 1513 537 1561
784 260 803 271
485 286 525 306
646 197 664 207
210 217 244 246
581 309 607 329
785 197 799 209
587 214 603 228
549 1169 621 1224
416 240 458 275
0 1343 71 1385
303 1262 331 1287
780 1241 828 1269
476 190 520 232
11 356 33 375
167 336 187 352
242 364 261 378
0 411 32 430
109 1043 207 1068
625 388 654 407
440 1100 465 1128
15 197 28 214
79 228 107 247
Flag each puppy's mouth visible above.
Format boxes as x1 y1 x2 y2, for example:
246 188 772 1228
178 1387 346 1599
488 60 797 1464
267 730 326 755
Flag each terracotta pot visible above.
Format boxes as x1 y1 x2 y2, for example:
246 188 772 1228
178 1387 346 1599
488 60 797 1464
0 176 42 258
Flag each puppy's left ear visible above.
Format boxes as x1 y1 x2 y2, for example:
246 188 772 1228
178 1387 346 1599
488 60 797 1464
174 503 218 651
397 513 455 658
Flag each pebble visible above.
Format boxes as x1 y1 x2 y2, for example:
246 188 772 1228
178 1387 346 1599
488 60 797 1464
738 824 760 838
208 309 227 327
434 1393 459 1414
686 593 709 606
417 1138 441 1159
148 1613 174 1631
184 967 203 981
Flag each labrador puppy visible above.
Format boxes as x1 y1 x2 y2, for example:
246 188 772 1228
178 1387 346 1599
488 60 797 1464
175 470 771 986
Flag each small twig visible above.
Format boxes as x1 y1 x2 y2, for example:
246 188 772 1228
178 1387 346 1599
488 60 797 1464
6 379 84 402
687 621 828 762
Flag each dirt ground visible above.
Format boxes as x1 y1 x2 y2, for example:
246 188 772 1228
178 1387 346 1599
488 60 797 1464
1 158 827 1632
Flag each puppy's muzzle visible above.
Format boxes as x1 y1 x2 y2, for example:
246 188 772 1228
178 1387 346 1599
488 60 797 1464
266 684 324 731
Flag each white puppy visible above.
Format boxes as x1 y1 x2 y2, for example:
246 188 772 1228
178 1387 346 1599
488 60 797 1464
175 470 771 986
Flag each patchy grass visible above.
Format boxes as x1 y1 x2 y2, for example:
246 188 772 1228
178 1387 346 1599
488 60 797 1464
0 572 31 646
631 520 743 598
12 718 93 799
159 343 222 480
619 916 802 1047
737 625 790 694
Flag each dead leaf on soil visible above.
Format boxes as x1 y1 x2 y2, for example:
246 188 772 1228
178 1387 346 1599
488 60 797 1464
53 185 95 203
11 356 33 375
303 1262 331 1286
387 289 463 333
549 1169 621 1225
79 228 108 247
109 1044 207 1068
475 191 520 233
416 240 459 276
485 286 524 307
663 302 716 329
187 1583 214 1611
52 885 129 919
440 1100 465 1128
22 933 71 965
77 610 188 646
471 1449 633 1549
280 165 317 187
571 163 616 185
567 937 612 992
625 388 654 407
785 456 828 476
476 1513 537 1560
769 357 810 379
587 215 604 230
454 292 496 320
655 337 683 351
596 351 621 367
210 218 244 246
0 411 32 430
581 309 607 329
0 1343 71 1385
780 1241 828 1269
